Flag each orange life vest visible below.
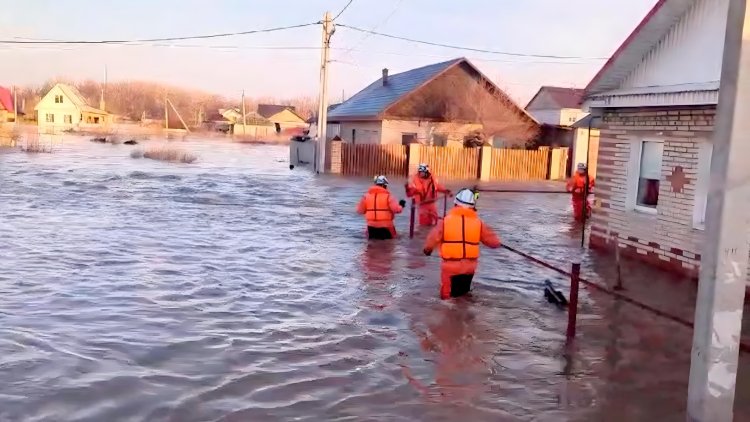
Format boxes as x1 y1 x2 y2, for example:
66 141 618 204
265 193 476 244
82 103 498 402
412 175 438 201
440 208 481 260
364 192 393 222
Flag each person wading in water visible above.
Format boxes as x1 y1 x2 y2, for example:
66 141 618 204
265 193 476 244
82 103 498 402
357 175 406 240
423 188 501 299
406 163 451 226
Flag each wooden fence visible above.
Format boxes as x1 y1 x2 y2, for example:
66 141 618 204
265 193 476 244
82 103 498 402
341 143 408 177
413 145 481 180
489 148 550 180
333 141 563 181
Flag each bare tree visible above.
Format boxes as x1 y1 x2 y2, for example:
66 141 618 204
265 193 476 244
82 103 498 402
384 64 539 148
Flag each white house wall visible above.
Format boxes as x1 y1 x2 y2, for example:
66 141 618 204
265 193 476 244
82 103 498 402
621 0 727 90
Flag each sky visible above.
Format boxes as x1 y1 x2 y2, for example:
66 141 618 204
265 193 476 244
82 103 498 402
0 0 658 104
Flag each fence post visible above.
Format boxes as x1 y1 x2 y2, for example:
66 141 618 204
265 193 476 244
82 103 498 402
479 145 493 181
408 143 421 176
409 199 416 238
566 262 581 343
329 140 342 174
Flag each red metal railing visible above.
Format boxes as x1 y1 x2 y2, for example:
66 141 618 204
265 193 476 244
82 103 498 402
500 244 750 353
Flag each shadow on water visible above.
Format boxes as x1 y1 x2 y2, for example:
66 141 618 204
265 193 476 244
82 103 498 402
1 136 750 421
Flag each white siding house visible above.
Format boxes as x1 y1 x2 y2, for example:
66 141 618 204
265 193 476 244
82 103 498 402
582 0 729 279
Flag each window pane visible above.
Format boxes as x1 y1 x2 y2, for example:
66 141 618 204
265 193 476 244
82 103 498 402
637 178 660 207
639 141 663 180
636 141 663 208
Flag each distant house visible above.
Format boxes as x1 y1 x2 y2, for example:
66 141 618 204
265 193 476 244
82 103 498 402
0 86 15 123
35 83 110 132
581 0 729 278
219 108 243 124
232 111 275 137
326 58 539 147
257 104 307 134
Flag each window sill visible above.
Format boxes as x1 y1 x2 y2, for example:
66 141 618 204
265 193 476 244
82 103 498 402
693 223 706 231
634 205 658 215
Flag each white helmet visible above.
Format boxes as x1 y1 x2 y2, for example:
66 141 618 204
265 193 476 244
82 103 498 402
454 188 477 208
374 175 389 186
577 163 587 171
417 163 430 173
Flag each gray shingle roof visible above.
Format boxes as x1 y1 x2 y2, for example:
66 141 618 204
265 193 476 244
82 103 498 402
328 58 462 120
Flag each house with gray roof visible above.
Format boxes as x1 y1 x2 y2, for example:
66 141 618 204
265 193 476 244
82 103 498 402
326 58 538 147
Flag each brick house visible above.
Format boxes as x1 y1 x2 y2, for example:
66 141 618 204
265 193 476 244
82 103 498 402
582 0 729 279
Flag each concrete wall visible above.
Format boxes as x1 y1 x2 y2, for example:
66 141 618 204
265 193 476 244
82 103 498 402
289 139 316 168
383 120 482 147
589 106 718 279
339 121 383 144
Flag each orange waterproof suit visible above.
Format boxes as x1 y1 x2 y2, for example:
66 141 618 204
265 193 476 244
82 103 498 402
423 207 501 299
566 173 595 222
357 185 404 239
406 174 450 226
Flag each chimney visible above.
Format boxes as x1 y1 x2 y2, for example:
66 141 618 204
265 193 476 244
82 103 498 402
382 68 389 86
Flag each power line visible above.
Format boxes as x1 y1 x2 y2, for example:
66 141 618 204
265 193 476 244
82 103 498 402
340 0 404 59
337 24 609 60
0 22 319 45
333 0 355 21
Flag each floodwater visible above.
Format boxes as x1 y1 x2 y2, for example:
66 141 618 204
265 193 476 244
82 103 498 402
1 137 750 422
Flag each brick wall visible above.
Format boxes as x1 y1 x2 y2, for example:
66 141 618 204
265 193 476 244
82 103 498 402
590 106 715 278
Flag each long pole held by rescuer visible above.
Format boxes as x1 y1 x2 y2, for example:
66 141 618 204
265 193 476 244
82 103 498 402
566 262 581 344
409 199 416 239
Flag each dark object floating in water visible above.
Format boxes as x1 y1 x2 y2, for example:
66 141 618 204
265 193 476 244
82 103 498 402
289 164 294 170
90 137 106 143
543 280 568 308
124 140 138 145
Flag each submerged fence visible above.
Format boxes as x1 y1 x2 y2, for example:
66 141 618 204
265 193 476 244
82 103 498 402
330 141 565 181
490 148 549 181
340 143 408 177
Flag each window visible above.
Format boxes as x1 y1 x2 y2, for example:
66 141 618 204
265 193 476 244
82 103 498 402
630 140 663 213
45 113 54 123
401 133 417 145
54 95 63 104
693 142 713 229
94 117 100 124
64 114 72 124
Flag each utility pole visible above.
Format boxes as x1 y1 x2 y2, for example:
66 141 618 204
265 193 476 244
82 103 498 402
687 1 750 420
164 95 168 131
315 11 333 173
13 86 18 125
241 89 247 136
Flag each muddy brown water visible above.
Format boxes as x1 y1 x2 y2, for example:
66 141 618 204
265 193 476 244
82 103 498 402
1 138 750 421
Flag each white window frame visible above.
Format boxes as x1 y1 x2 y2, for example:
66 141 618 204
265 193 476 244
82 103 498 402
693 141 713 230
627 137 664 215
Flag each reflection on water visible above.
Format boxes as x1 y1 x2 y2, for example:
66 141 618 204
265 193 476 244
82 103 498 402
1 136 750 421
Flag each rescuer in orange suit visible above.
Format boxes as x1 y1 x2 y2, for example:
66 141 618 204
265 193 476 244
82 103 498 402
423 189 501 299
406 163 451 226
566 163 595 222
357 175 406 240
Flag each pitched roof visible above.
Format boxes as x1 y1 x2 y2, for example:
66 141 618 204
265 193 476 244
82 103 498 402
238 111 273 126
328 58 536 125
257 104 299 119
328 59 462 120
526 86 585 110
0 86 13 112
306 103 341 124
584 0 698 95
35 83 108 114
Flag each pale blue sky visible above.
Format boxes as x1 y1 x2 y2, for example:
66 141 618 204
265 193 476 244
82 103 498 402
0 0 657 103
